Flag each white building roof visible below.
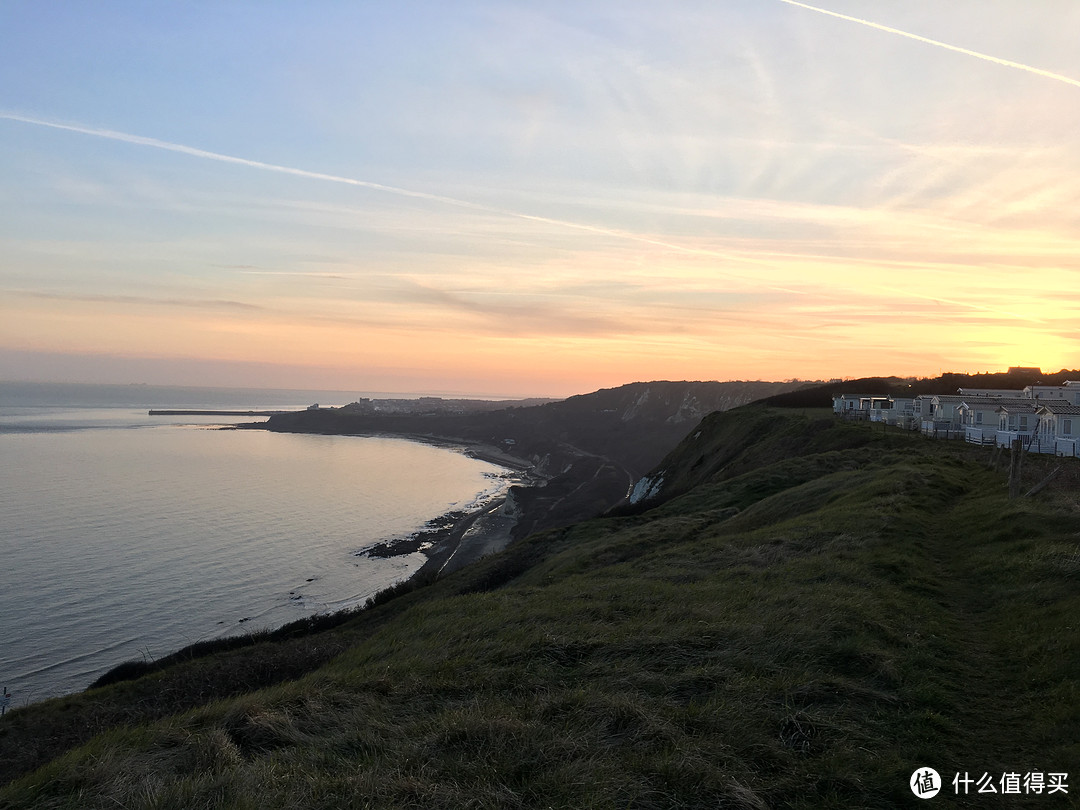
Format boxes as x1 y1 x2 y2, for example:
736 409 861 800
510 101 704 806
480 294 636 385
959 396 1036 409
997 399 1070 414
1036 401 1080 416
956 388 1025 398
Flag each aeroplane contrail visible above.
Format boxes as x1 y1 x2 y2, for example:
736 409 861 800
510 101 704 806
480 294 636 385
777 0 1080 89
0 110 809 295
0 111 1040 320
0 112 491 211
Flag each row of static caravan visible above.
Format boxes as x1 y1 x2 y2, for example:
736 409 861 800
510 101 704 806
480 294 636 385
832 383 1080 457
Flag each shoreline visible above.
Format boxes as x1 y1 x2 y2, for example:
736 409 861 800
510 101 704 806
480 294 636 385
382 431 537 473
236 421 547 584
351 434 543 581
13 425 537 708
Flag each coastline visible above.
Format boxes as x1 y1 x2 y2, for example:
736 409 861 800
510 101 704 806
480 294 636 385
352 434 543 581
390 432 536 472
231 418 546 580
245 417 637 581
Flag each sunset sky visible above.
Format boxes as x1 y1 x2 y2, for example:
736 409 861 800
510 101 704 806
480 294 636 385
2 1 1079 398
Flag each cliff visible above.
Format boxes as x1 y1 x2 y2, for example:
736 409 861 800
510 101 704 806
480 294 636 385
259 380 808 537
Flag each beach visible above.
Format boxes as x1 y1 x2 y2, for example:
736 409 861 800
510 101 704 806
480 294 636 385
354 435 544 580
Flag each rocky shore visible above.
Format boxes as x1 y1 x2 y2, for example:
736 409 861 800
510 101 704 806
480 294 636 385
354 436 541 580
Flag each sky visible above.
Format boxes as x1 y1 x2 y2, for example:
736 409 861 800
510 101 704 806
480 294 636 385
2 1 1080 398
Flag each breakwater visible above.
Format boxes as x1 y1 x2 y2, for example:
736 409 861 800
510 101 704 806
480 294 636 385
148 409 298 416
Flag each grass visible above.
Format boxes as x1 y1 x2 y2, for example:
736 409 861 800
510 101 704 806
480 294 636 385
2 408 1078 808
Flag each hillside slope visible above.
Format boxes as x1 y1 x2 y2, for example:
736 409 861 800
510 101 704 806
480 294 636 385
2 408 1077 808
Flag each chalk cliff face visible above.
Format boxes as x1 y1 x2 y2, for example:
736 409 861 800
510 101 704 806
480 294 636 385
628 472 664 504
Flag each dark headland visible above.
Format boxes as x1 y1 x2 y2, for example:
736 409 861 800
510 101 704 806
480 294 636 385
2 373 1078 809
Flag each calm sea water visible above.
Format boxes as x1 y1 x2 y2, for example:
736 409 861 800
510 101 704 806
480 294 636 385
0 382 512 705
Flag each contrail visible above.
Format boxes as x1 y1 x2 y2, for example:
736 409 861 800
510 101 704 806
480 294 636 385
0 110 1039 320
0 110 806 295
777 0 1080 89
0 111 491 212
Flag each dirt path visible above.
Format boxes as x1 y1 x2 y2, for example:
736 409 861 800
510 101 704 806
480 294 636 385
923 472 1055 804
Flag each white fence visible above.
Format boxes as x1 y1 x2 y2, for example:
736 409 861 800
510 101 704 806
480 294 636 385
964 426 995 445
994 431 1077 457
922 421 963 439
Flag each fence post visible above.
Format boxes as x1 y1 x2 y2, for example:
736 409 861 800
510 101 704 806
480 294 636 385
1008 438 1022 498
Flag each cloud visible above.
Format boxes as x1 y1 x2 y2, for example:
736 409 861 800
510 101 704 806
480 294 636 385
8 290 263 311
232 270 349 280
2 90 1072 350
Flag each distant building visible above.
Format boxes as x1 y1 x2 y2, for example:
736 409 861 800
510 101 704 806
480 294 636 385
832 394 886 418
996 402 1040 446
830 381 1080 457
922 395 964 437
1023 385 1080 406
886 396 916 428
956 387 1024 398
959 397 1031 445
1035 401 1080 457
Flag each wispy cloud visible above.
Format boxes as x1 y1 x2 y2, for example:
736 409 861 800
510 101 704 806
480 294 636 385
232 270 349 280
1 94 1072 359
9 289 263 311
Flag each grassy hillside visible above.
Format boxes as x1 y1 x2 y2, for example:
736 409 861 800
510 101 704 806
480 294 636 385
2 408 1078 808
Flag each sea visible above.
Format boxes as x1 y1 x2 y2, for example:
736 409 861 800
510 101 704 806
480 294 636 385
0 381 515 706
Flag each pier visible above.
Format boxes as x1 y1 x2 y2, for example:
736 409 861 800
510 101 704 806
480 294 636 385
147 409 298 416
